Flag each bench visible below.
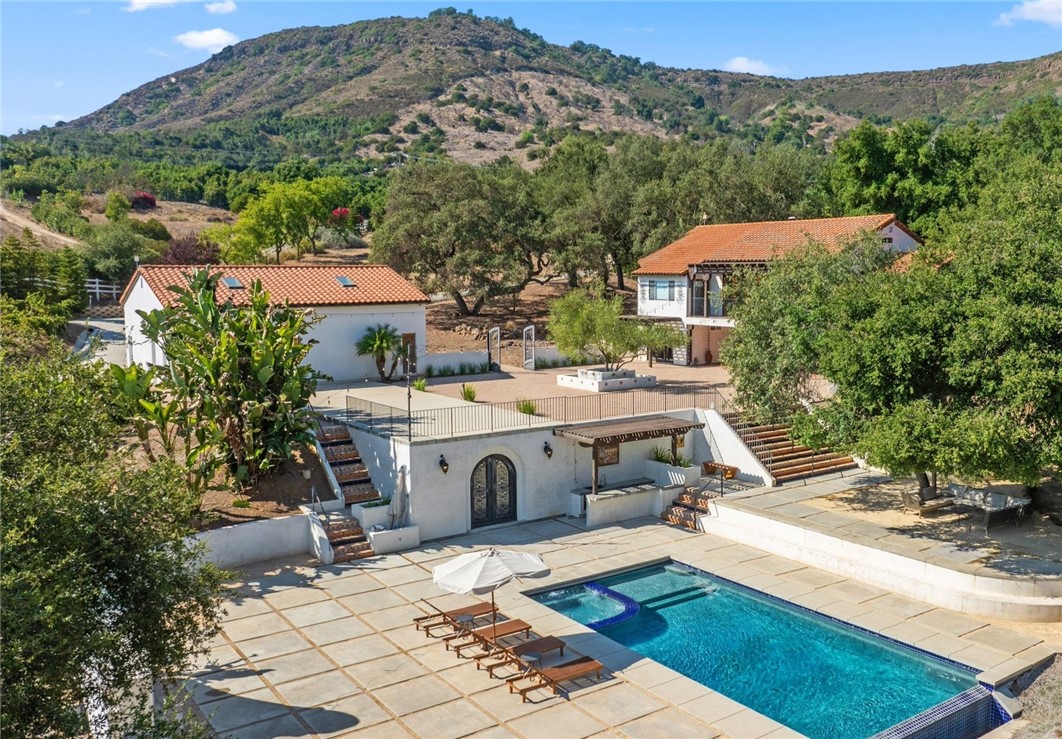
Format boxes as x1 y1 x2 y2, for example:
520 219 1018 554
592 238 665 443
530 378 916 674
702 462 739 480
900 487 956 517
982 502 1030 534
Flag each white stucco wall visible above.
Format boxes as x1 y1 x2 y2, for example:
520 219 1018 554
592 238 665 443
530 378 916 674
305 305 426 382
191 513 311 568
124 289 427 382
637 275 687 318
879 223 919 253
341 407 723 541
123 276 166 368
698 409 773 486
421 351 489 374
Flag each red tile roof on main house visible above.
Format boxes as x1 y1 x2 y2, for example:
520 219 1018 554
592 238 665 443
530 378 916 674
632 214 921 276
121 264 430 308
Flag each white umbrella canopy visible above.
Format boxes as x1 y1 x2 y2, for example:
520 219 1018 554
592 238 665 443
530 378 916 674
433 548 550 640
433 548 549 595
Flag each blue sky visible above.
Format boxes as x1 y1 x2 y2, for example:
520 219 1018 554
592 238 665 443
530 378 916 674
2 1 1060 134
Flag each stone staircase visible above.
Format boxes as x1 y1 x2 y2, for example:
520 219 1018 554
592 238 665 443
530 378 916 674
724 414 857 484
321 511 374 563
317 425 383 506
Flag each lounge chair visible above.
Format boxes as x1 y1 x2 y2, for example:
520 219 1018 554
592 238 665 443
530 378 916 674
477 636 567 677
508 656 605 702
413 601 498 634
447 619 533 656
900 487 955 517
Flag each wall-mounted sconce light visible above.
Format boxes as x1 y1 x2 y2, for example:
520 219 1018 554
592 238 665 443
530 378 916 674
438 454 449 474
543 441 553 459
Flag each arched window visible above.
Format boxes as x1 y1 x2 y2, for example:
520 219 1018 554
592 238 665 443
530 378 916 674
470 455 517 528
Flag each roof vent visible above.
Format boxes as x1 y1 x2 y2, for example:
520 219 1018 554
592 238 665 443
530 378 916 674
787 216 797 220
221 277 244 289
335 276 356 288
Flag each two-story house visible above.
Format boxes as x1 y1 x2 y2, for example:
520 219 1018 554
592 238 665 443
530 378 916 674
633 214 921 366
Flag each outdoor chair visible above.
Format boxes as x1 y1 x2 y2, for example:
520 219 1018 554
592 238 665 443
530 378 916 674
478 635 567 677
413 601 498 634
446 619 533 656
900 487 956 517
508 655 606 702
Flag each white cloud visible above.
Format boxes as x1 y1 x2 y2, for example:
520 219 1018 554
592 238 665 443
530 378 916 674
53 81 65 88
724 56 784 76
75 7 91 15
125 0 187 11
174 28 239 53
205 0 237 13
996 0 1062 27
622 26 655 34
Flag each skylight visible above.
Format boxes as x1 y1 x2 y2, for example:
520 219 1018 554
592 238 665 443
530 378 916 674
336 276 356 288
221 277 244 289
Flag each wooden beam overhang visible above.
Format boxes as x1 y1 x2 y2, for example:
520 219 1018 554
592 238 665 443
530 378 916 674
554 415 705 496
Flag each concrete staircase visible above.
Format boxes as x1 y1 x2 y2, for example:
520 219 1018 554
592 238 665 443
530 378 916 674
322 511 374 563
662 489 719 531
316 424 381 562
724 414 857 484
317 425 383 506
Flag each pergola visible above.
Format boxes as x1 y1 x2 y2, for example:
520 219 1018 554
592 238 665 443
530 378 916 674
553 414 705 495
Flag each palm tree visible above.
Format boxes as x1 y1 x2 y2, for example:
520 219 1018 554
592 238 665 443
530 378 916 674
356 323 405 382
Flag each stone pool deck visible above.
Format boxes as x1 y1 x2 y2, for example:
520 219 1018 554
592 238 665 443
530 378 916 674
182 516 1057 738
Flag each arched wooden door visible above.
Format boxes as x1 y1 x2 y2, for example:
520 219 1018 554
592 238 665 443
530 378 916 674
470 455 517 528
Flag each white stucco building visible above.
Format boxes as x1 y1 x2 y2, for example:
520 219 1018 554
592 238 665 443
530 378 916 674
121 264 430 382
633 214 921 366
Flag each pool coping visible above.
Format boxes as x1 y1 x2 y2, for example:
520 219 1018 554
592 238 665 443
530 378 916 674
519 554 1044 736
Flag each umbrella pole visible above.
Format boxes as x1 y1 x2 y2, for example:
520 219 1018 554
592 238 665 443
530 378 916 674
491 591 497 642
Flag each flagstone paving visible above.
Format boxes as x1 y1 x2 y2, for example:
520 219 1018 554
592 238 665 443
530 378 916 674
181 516 1059 738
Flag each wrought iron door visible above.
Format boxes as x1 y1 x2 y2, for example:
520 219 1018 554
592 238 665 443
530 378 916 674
470 455 516 528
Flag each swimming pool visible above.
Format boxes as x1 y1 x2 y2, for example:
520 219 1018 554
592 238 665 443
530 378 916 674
533 562 985 738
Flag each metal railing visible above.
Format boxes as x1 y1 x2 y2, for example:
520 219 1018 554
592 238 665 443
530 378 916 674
344 386 733 440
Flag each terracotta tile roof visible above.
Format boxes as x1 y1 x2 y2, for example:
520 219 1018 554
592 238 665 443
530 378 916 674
633 214 918 275
121 264 429 308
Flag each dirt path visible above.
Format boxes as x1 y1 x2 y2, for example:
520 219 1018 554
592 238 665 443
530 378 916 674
0 201 83 249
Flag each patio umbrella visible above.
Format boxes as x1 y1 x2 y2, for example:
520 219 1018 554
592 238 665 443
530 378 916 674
432 548 550 640
388 466 408 529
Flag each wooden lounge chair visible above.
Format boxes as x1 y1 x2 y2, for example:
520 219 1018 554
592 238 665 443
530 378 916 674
447 619 533 656
478 636 567 677
509 656 605 702
901 487 956 517
413 601 498 633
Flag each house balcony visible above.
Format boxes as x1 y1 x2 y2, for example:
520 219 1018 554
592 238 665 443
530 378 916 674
687 298 735 328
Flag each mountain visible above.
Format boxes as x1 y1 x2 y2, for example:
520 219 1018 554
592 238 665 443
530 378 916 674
63 12 1062 164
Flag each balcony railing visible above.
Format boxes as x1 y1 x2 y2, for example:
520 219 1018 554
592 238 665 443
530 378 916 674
342 386 733 440
689 298 734 319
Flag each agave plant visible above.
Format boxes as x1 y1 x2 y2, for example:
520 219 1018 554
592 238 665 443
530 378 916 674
356 323 406 382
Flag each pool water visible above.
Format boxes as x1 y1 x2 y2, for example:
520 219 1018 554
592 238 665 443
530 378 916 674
534 563 978 738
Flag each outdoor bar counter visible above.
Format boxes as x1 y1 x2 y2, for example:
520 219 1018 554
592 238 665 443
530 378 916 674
570 478 685 527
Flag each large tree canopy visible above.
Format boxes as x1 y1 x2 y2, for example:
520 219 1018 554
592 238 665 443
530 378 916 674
137 269 325 484
725 152 1062 488
548 286 687 371
371 159 549 315
0 308 223 736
